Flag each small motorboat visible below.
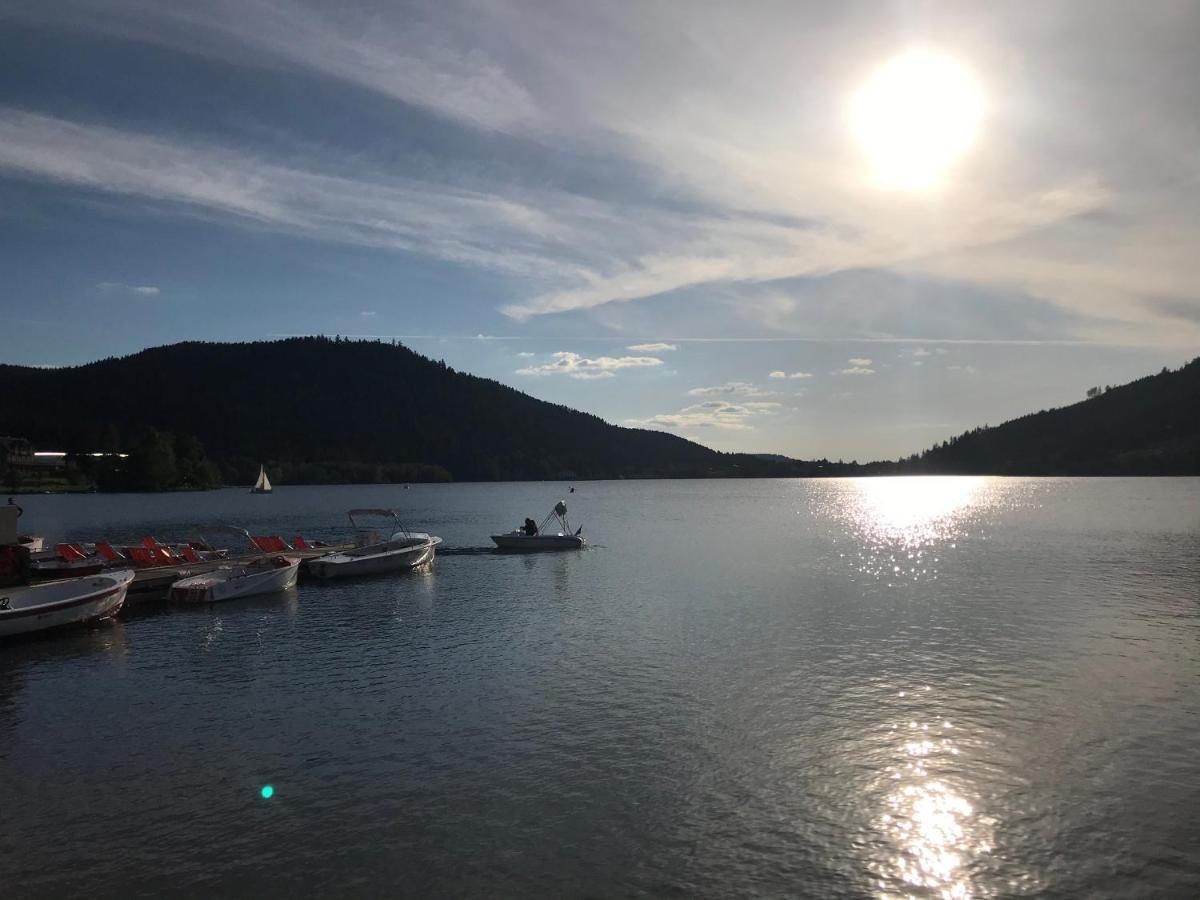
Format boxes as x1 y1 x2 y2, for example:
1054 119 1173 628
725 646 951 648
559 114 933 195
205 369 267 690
306 508 441 580
19 535 43 553
250 464 273 494
0 569 134 638
491 500 585 552
169 555 299 604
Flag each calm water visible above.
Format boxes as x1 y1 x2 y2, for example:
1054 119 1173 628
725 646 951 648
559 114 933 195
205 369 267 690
2 478 1199 898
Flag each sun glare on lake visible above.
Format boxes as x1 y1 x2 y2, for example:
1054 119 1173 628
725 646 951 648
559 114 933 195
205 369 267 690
849 49 984 190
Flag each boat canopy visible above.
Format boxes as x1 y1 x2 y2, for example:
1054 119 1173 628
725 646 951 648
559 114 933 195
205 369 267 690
191 524 256 550
348 508 412 540
534 500 577 536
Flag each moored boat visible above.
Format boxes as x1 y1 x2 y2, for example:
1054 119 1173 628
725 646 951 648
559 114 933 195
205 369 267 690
0 569 134 638
306 509 441 579
491 500 585 552
169 555 299 603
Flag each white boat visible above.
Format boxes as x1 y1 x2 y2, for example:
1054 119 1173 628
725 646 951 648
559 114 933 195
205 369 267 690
0 569 134 638
19 535 44 553
305 509 441 580
169 555 299 603
250 465 273 494
491 500 585 552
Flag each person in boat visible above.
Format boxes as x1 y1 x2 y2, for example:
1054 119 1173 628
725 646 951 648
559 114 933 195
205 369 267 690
523 517 538 536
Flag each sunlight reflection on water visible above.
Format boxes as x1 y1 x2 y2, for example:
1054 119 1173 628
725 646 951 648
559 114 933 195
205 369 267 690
873 713 995 899
831 477 989 584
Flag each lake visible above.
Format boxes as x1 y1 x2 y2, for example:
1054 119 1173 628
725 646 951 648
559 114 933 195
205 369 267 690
2 478 1199 898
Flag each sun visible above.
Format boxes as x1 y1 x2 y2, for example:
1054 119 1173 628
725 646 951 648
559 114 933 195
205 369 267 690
849 49 984 190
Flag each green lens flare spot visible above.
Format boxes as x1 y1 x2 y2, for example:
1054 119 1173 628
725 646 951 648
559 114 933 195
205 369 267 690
260 785 274 799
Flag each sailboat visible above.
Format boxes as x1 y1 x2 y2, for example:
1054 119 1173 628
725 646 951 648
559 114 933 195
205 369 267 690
250 465 273 494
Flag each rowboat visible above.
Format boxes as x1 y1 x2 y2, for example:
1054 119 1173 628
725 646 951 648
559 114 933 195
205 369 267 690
0 569 134 638
169 555 299 604
491 500 585 552
305 509 441 579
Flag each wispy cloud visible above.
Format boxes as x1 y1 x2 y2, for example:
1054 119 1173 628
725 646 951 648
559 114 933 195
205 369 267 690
627 342 678 352
6 2 1200 346
627 399 780 431
10 0 539 133
516 351 663 379
0 109 581 281
687 382 772 398
98 281 160 296
768 370 812 379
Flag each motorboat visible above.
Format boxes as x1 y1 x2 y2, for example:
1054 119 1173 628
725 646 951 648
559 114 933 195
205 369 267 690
19 535 43 553
491 500 585 552
250 464 273 494
169 555 300 603
0 569 134 638
305 508 441 579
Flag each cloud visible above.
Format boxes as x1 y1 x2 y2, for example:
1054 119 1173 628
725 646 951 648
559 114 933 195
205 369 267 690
516 351 663 379
359 310 377 317
839 358 875 375
626 400 780 431
7 3 1200 346
687 382 772 398
768 370 812 379
516 351 535 358
98 282 160 296
626 342 677 352
9 0 539 133
0 109 584 281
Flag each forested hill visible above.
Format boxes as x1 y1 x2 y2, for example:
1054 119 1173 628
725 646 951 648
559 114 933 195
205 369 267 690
899 357 1200 475
0 337 823 484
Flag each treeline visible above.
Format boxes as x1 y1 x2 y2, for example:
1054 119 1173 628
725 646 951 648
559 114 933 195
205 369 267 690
0 337 813 485
220 458 451 486
2 339 1195 486
889 358 1200 475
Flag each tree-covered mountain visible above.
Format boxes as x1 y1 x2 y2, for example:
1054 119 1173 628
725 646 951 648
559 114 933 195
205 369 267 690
893 357 1200 475
0 337 829 485
2 339 1195 487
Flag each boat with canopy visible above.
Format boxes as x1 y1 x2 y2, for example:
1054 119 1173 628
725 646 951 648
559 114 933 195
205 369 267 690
491 500 585 551
305 509 441 579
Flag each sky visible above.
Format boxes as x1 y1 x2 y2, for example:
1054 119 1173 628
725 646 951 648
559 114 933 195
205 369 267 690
2 0 1198 461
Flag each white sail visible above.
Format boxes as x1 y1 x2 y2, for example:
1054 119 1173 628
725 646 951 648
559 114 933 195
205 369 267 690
252 465 272 493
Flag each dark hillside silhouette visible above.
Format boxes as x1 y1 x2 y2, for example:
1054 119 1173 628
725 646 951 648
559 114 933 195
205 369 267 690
896 357 1199 475
0 338 824 483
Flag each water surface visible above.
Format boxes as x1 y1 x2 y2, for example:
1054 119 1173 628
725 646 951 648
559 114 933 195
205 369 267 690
2 478 1198 898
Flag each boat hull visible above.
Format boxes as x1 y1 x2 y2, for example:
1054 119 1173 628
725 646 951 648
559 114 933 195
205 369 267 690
491 533 585 552
0 570 134 638
306 537 441 580
170 558 299 603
